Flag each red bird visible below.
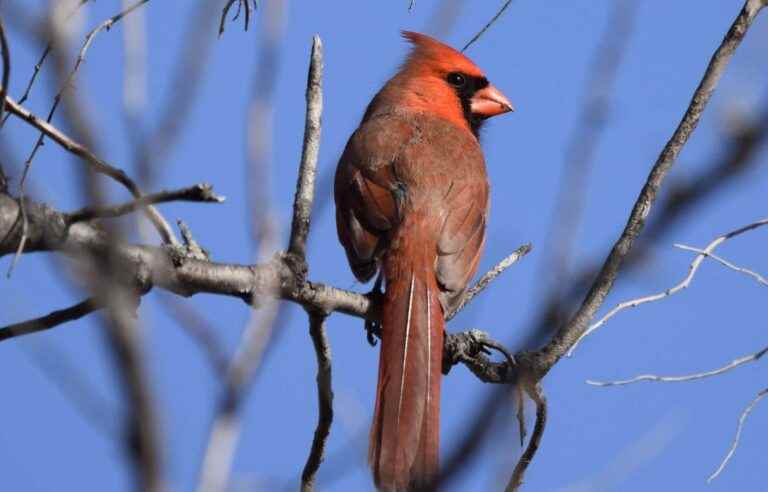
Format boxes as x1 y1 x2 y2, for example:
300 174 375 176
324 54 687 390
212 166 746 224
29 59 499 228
334 32 513 491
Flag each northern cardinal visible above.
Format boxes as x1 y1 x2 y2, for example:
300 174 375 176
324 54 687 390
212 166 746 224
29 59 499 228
334 32 512 491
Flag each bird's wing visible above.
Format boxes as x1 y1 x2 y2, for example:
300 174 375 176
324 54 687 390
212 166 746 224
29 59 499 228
334 114 413 282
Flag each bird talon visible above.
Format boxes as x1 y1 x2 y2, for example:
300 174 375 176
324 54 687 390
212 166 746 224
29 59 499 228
365 320 380 347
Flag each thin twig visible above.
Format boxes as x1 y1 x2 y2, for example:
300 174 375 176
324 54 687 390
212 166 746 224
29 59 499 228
569 218 768 355
0 297 100 342
4 95 177 244
0 14 10 121
707 387 768 482
447 243 531 320
587 345 768 387
288 35 323 262
461 0 513 52
65 183 224 224
1 1 92 126
219 0 257 36
301 312 333 492
674 244 768 286
506 384 547 492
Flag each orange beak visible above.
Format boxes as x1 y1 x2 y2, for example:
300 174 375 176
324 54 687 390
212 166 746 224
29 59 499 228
470 84 514 118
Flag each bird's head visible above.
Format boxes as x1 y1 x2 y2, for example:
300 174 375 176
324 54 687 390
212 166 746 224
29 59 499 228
379 31 513 137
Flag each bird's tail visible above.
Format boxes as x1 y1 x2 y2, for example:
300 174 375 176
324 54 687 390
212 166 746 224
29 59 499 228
369 258 444 492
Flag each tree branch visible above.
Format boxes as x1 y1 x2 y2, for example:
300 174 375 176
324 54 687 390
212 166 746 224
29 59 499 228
461 0 513 52
4 95 177 245
708 387 768 482
64 183 225 225
447 243 531 321
505 384 546 492
300 311 333 492
288 35 322 263
587 345 768 387
674 244 768 286
569 218 768 355
0 297 99 341
0 13 10 121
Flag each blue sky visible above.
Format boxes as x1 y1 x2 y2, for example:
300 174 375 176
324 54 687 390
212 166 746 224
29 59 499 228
1 1 767 491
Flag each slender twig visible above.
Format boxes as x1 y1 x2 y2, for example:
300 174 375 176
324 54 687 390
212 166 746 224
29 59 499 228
461 0 513 52
587 345 768 387
447 243 531 320
569 218 768 355
1 0 91 126
674 244 768 286
5 96 177 244
219 0 257 36
288 36 323 262
65 183 225 224
506 384 547 492
0 297 100 342
0 14 10 121
707 387 768 482
301 312 333 492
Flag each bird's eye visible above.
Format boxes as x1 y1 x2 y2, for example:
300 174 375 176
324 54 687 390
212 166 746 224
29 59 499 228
447 72 466 87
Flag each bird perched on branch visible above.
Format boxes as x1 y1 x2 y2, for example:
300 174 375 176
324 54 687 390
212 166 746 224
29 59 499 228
334 31 513 491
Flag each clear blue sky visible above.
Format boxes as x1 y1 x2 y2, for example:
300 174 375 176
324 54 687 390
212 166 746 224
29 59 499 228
1 1 767 491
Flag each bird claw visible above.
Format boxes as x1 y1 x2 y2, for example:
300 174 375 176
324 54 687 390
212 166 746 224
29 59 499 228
365 319 380 347
364 273 384 347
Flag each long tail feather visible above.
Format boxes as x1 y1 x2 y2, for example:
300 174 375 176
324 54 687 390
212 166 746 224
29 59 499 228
370 261 444 492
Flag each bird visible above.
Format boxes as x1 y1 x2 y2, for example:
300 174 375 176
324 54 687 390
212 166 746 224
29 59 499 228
334 31 513 491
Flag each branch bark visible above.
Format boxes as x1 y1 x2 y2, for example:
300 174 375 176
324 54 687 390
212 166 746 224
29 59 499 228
300 312 333 492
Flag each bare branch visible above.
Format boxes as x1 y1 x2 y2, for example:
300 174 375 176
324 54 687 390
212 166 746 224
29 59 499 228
447 243 531 321
0 297 100 342
288 35 323 262
674 244 768 286
4 95 177 244
461 0 513 52
587 345 768 387
301 312 333 492
569 218 768 355
708 387 768 483
64 183 225 225
506 384 547 492
0 14 10 121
